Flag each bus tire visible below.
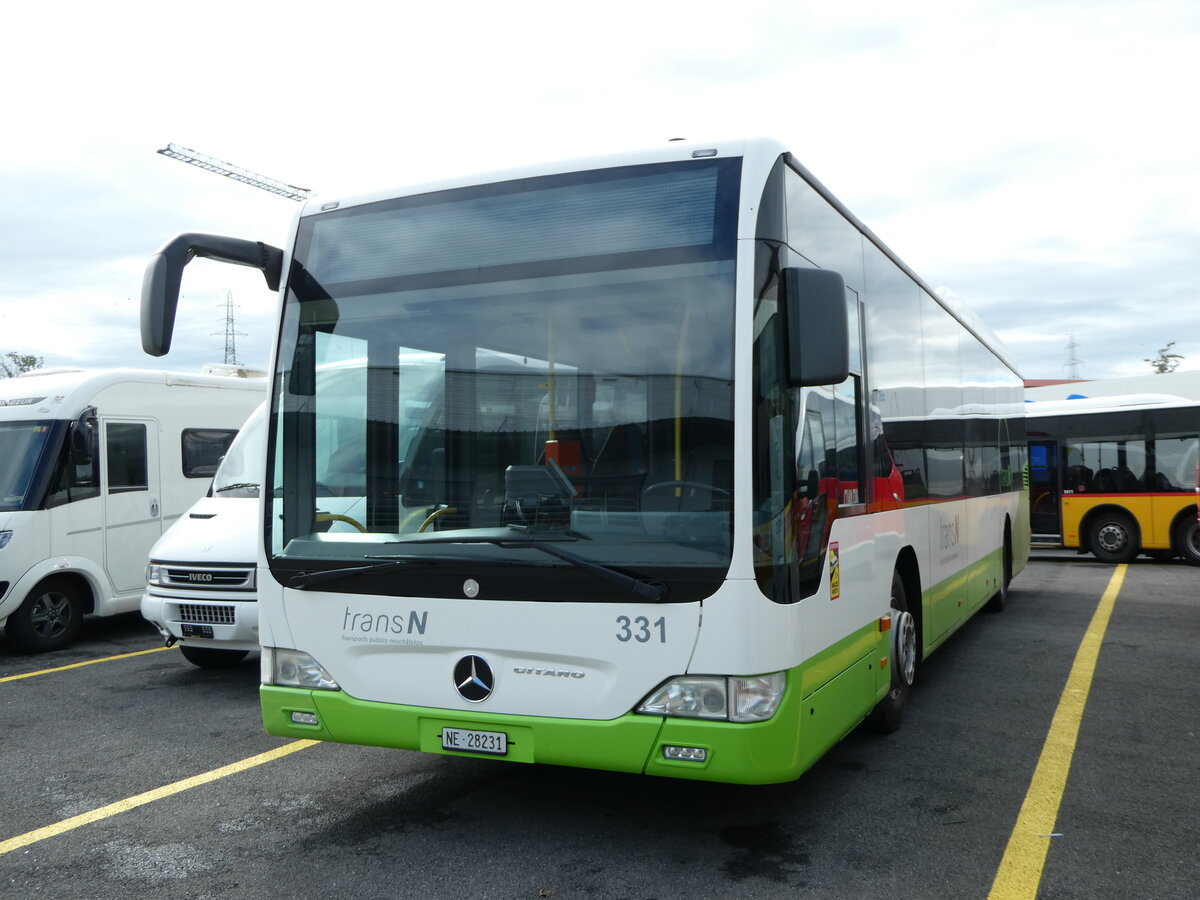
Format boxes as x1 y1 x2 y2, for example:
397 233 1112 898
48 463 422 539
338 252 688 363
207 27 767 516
986 527 1013 613
870 571 916 733
1174 515 1200 566
1088 511 1139 564
5 577 84 653
179 646 250 668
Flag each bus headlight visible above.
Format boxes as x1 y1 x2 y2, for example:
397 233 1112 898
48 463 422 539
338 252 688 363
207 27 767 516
267 648 340 691
638 676 728 719
637 672 786 723
0 531 12 551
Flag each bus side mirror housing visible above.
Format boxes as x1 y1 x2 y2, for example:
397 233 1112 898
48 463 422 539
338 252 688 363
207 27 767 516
783 267 850 387
141 233 285 357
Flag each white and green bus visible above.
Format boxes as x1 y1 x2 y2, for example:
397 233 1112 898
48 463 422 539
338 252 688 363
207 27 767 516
141 138 1028 784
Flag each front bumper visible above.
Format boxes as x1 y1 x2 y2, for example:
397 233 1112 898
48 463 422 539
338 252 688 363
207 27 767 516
141 591 259 651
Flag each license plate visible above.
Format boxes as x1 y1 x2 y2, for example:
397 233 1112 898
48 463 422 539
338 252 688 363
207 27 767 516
441 727 507 756
181 624 214 638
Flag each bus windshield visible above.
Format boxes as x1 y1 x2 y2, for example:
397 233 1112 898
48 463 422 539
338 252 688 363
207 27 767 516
0 421 57 511
268 159 740 602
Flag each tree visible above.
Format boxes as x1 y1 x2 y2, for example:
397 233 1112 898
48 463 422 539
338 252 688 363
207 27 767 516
1144 342 1184 374
0 352 43 378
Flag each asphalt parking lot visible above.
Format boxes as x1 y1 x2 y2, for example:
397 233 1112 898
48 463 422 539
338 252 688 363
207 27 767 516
1 552 1197 899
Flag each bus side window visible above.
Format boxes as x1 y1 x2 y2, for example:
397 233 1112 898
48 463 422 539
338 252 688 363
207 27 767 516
833 376 863 505
797 412 821 500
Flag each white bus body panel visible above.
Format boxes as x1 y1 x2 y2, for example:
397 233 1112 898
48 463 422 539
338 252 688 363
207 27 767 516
259 576 701 720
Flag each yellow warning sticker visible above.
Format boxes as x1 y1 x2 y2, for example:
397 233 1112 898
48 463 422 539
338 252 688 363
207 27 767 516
829 541 841 600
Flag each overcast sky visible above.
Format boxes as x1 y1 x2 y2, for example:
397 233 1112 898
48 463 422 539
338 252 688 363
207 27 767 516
3 0 1197 383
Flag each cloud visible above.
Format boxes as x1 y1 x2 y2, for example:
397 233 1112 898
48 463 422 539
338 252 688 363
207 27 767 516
1 0 1198 387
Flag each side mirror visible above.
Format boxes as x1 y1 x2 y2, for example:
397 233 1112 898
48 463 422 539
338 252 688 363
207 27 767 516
783 267 850 387
68 408 95 465
141 233 284 357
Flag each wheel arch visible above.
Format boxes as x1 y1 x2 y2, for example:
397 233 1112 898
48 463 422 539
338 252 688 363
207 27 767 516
894 546 924 662
40 571 97 615
2 560 101 620
1169 503 1200 563
1079 503 1142 554
1169 504 1199 544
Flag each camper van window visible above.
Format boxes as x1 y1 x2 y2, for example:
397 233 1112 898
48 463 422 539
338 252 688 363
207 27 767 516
44 424 100 509
106 423 148 493
181 428 238 478
1 422 58 511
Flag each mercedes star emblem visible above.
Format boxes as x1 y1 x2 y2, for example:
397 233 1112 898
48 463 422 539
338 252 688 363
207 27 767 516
453 654 495 703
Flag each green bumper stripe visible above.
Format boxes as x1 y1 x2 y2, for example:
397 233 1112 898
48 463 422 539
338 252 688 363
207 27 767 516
261 620 891 785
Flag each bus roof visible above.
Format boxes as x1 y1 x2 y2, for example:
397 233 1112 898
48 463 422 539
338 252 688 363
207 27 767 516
296 136 1018 378
1024 393 1200 417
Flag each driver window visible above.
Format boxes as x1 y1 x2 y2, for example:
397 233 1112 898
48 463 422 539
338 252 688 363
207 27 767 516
46 426 99 508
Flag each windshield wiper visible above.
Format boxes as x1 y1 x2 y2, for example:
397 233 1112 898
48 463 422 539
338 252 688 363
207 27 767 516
288 557 433 589
408 535 669 601
214 482 260 494
287 552 551 589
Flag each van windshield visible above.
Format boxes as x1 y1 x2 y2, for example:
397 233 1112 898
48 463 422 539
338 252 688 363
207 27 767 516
0 421 57 511
212 405 267 498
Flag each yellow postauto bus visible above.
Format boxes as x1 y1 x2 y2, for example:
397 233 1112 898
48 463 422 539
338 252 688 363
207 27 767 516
1027 394 1200 564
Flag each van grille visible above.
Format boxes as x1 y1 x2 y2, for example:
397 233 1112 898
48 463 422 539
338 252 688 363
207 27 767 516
177 604 237 625
162 565 254 591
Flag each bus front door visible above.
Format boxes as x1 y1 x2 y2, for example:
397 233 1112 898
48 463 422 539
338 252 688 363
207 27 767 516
1029 440 1061 543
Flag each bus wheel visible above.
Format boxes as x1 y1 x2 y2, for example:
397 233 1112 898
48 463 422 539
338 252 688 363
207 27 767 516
1088 512 1139 564
1174 516 1200 566
179 646 250 668
986 530 1013 612
6 578 84 652
871 571 916 733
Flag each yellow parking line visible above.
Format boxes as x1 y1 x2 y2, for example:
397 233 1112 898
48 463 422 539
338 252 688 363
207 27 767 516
0 646 174 682
988 564 1126 900
0 739 318 854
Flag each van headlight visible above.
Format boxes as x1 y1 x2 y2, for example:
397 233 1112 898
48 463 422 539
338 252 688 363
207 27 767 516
266 648 339 691
0 531 12 551
637 672 786 723
146 562 165 586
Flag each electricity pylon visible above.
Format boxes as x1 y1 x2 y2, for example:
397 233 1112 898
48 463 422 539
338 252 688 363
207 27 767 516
1064 334 1083 379
212 290 246 365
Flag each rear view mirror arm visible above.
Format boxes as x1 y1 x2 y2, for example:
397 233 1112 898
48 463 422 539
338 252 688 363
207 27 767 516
141 233 284 357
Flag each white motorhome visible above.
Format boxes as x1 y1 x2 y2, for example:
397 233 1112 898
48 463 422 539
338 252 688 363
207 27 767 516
142 402 265 667
140 356 410 668
0 368 264 651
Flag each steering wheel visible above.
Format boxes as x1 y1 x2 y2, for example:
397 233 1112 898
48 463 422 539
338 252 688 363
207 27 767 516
316 512 368 533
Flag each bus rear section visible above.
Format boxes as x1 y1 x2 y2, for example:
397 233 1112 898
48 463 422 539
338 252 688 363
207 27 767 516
1027 395 1200 564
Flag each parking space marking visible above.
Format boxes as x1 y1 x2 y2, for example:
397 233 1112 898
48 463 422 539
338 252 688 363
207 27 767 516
0 646 173 683
988 564 1126 900
0 739 318 854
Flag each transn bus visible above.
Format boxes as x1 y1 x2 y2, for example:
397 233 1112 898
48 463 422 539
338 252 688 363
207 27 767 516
140 137 1029 784
1026 394 1200 564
